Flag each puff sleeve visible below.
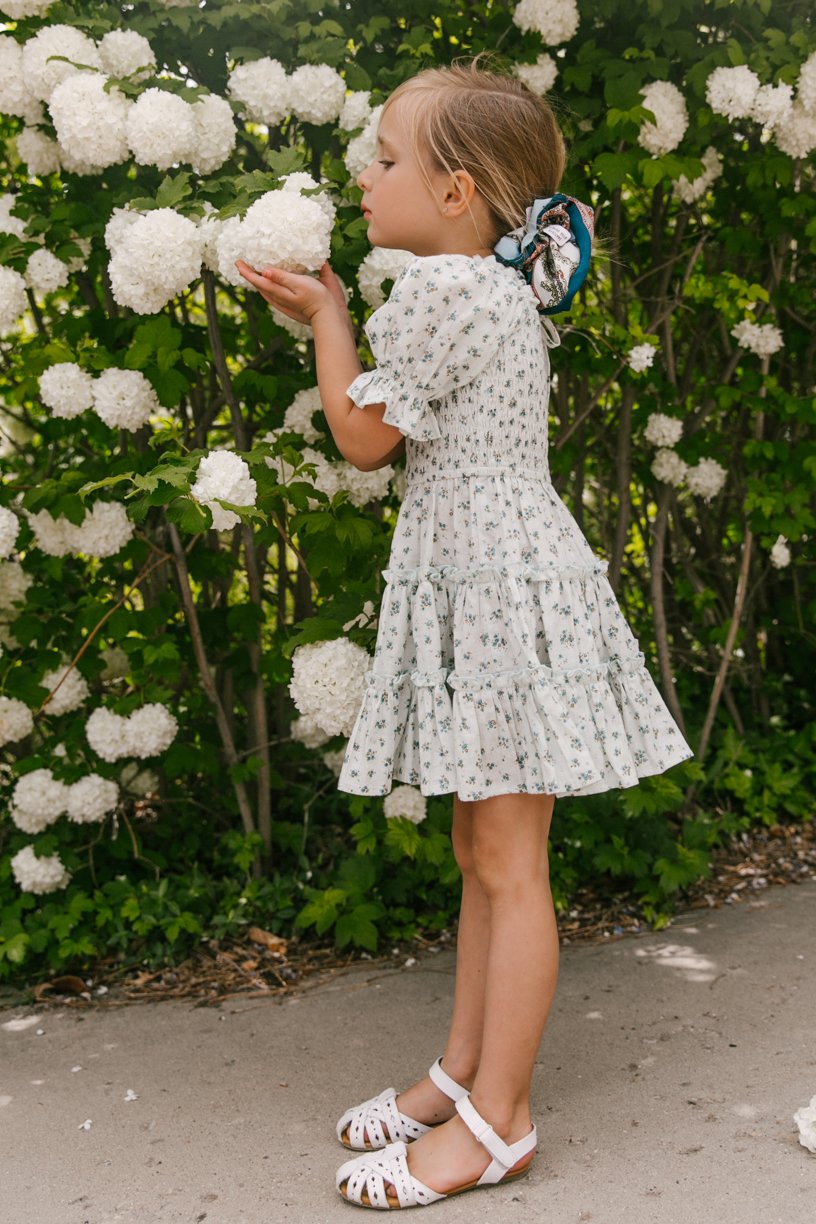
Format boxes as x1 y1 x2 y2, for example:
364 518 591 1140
345 255 513 441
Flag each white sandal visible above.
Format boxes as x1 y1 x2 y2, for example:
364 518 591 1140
336 1056 470 1151
336 1092 537 1208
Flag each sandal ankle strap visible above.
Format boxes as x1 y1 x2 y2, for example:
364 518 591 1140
454 1094 537 1183
427 1056 469 1102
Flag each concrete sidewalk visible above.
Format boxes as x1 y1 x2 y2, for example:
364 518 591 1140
2 878 815 1224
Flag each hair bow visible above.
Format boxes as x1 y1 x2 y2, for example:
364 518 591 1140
493 193 594 316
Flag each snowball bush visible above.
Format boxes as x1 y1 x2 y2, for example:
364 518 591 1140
0 506 20 556
288 638 371 736
512 0 580 45
189 451 257 530
0 695 34 746
9 767 69 834
39 362 95 419
10 844 72 895
383 784 428 824
86 703 178 761
66 774 119 823
215 189 332 287
92 368 161 431
47 73 131 175
107 207 204 314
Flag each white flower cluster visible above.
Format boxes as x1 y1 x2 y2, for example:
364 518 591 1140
39 661 89 715
282 386 325 443
730 319 784 358
86 703 178 761
357 246 414 309
344 103 383 178
705 65 763 122
288 637 371 736
651 448 687 487
27 501 134 558
793 1094 816 1154
38 362 94 419
338 90 373 132
672 146 723 205
9 767 68 833
0 36 43 125
227 57 345 127
651 450 726 500
627 343 658 373
773 101 816 159
1 0 55 18
65 773 119 824
770 535 790 569
0 266 29 335
0 20 234 177
48 73 131 175
0 560 32 612
0 506 20 556
643 413 683 448
23 25 103 105
290 712 331 750
215 188 334 287
512 0 580 45
0 695 34 746
751 82 794 129
16 126 61 176
25 248 69 297
705 58 816 158
799 50 816 113
98 30 156 83
93 368 162 430
126 87 236 174
638 81 689 156
190 451 258 530
513 54 559 96
106 207 205 314
321 745 347 778
10 845 71 895
341 464 395 508
383 784 427 825
685 457 727 501
0 191 27 239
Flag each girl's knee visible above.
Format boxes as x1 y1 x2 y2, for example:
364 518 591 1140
451 792 477 873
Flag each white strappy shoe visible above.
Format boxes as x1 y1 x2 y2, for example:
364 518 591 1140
336 1092 537 1208
336 1056 470 1151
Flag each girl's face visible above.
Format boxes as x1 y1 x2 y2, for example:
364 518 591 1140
356 98 452 256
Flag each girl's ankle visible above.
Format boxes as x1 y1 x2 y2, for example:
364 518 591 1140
439 1054 479 1088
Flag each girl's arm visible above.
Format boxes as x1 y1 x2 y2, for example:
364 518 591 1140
235 259 406 472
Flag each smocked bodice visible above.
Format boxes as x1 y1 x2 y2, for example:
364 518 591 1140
345 252 561 482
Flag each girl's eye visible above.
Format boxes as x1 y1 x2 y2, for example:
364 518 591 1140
378 160 393 168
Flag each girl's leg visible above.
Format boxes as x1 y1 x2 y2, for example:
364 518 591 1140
341 791 558 1204
392 793 490 1120
341 793 491 1145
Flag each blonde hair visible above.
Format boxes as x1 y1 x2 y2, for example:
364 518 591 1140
381 51 572 250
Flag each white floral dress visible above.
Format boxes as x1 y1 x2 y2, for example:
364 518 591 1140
336 253 693 802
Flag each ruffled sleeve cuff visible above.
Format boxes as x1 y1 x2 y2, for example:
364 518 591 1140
345 368 442 441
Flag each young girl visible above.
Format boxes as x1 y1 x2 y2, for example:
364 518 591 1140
238 55 693 1212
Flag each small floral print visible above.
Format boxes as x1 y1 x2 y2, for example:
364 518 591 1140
336 254 694 802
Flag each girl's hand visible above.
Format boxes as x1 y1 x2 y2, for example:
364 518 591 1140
234 259 349 327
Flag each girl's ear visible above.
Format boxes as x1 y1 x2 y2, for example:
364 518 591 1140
443 168 479 215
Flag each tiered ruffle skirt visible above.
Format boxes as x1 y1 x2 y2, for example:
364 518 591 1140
337 471 693 802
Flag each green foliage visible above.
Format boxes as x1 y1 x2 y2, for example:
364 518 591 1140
1 0 814 985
